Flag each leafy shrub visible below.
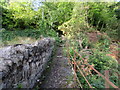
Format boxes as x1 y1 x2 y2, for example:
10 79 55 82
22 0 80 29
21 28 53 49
2 2 41 30
87 2 118 30
89 51 118 72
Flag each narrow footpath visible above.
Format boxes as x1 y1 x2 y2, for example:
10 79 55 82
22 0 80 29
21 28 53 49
37 44 78 88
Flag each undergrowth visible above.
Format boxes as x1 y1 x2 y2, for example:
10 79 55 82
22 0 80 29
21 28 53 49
0 29 59 47
66 32 119 88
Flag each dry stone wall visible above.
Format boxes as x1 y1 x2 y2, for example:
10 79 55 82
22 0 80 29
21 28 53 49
0 38 55 89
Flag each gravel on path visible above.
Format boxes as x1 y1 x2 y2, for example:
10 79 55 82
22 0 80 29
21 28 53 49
38 45 78 88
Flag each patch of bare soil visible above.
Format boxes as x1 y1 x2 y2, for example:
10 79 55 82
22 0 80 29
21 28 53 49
86 31 104 43
107 43 120 64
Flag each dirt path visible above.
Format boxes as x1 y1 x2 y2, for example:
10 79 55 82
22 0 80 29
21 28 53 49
37 45 77 88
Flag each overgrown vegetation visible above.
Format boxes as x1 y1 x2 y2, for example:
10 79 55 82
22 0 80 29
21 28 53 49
0 0 120 88
0 28 59 47
66 32 119 88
